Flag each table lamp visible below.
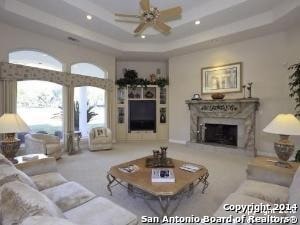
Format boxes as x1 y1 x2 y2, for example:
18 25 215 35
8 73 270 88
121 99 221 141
0 113 30 163
263 114 300 168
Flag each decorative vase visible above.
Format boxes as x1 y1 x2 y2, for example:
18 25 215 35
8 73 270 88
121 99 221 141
160 113 166 123
211 93 225 100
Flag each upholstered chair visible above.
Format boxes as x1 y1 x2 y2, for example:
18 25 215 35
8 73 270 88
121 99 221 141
24 133 62 159
88 127 112 151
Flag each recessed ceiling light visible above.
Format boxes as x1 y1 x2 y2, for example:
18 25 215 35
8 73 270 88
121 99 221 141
86 15 92 20
195 20 201 25
141 35 146 39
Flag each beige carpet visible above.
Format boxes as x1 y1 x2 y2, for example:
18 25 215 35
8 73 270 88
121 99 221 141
56 141 251 221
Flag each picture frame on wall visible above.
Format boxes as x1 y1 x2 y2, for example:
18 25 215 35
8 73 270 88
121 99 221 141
201 62 242 94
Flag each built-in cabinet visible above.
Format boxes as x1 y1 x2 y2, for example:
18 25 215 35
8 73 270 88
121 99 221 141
116 85 168 141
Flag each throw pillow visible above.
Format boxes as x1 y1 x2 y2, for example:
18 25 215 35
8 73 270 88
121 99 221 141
1 181 64 225
0 164 37 189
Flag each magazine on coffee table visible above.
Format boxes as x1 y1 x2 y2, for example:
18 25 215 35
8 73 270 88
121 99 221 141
151 168 175 183
180 164 203 172
118 164 139 173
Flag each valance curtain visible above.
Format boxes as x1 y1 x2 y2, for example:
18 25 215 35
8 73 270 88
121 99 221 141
0 62 114 90
0 62 114 150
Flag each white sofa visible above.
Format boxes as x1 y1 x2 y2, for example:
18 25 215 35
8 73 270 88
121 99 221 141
88 127 112 151
25 133 63 159
166 164 300 225
211 166 300 224
0 153 137 225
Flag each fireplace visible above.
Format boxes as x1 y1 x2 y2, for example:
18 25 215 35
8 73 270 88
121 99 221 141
204 123 238 146
186 98 259 155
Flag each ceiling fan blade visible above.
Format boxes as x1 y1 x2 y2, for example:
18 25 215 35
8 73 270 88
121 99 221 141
160 7 182 20
154 19 171 33
140 0 150 11
115 13 141 18
134 22 147 33
115 19 141 24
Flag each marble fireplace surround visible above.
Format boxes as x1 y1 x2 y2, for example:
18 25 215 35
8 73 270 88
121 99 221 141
186 98 259 156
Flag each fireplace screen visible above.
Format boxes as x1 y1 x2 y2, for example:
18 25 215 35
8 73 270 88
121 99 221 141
204 123 237 146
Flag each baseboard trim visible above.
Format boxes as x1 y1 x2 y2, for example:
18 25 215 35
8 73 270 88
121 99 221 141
169 139 187 145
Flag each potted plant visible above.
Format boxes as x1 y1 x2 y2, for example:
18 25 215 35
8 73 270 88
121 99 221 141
288 62 300 117
295 150 300 162
155 77 169 88
288 63 300 162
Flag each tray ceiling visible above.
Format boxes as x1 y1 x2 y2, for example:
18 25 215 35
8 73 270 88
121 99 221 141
0 0 299 60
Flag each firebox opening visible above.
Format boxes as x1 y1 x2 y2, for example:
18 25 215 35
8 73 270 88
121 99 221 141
205 123 238 146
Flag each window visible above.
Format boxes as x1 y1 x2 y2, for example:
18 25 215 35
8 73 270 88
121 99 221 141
9 50 62 71
71 63 107 137
9 50 63 141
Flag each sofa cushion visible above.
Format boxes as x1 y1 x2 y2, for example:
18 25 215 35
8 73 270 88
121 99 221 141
21 215 78 225
0 163 37 189
42 181 96 212
236 180 289 204
214 193 282 225
0 181 64 225
0 153 13 166
64 197 138 225
31 172 68 191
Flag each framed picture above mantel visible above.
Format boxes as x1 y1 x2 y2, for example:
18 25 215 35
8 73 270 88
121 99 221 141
201 62 242 94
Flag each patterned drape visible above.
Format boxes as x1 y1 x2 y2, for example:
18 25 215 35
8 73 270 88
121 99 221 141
0 62 114 91
0 80 17 114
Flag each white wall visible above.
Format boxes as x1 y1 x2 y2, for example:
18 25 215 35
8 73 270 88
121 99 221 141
169 29 300 155
0 22 117 140
116 61 168 79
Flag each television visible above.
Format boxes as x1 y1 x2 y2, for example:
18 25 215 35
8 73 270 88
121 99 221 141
129 100 156 132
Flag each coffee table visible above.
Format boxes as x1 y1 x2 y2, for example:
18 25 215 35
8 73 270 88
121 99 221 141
107 156 209 217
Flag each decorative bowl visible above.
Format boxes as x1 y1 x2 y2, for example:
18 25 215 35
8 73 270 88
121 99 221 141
211 93 225 100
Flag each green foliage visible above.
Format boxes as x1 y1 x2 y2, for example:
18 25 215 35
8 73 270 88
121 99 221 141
115 68 169 88
156 77 169 88
74 101 98 130
288 63 300 117
295 150 300 162
124 69 138 80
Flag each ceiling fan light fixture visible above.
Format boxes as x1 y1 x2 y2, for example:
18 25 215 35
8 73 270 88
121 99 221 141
195 20 201 25
86 15 92 20
115 0 182 34
141 35 146 39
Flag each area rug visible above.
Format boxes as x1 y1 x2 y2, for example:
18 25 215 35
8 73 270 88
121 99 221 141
56 141 251 222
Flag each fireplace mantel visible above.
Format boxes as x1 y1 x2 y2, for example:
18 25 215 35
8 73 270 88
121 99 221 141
186 98 259 155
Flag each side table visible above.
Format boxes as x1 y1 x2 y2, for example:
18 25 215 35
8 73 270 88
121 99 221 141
14 153 48 165
14 154 48 171
247 156 299 187
65 131 82 155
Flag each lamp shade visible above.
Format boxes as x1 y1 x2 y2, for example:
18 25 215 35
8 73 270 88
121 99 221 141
0 113 30 133
263 114 300 136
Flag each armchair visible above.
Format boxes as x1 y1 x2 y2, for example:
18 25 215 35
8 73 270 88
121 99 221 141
88 127 112 151
24 133 62 159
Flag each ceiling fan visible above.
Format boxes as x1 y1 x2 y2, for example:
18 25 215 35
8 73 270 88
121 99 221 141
115 0 182 34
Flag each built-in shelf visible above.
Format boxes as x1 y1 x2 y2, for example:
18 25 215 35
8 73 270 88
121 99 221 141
116 85 168 141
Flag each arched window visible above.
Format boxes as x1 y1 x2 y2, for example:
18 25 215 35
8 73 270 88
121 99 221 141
9 50 63 71
71 63 106 78
71 63 107 137
9 50 63 140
